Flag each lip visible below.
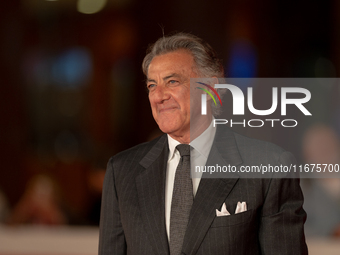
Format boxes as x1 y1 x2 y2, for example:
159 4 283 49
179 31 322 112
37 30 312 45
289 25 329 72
158 106 178 113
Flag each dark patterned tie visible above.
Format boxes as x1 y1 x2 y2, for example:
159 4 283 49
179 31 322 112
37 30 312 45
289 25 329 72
170 144 193 255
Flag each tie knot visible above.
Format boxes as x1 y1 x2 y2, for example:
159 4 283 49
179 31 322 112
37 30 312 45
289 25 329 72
176 144 190 157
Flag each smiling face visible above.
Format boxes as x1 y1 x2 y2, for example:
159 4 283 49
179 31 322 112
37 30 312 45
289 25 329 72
147 49 198 143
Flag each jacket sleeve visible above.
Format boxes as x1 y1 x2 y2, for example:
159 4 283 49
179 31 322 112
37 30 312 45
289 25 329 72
259 151 308 255
99 157 127 255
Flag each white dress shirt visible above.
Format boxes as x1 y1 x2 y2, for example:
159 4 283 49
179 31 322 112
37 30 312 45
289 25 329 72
165 120 216 240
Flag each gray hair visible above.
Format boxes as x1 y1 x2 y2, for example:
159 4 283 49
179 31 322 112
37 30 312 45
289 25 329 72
142 32 224 78
142 32 225 116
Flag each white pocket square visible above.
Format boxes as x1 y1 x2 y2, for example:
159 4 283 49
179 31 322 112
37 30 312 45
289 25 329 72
216 203 230 216
216 202 247 217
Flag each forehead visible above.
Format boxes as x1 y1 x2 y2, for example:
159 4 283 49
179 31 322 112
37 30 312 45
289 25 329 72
147 49 195 78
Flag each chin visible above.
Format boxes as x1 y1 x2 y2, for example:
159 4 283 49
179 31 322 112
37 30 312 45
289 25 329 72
156 119 187 137
158 126 177 135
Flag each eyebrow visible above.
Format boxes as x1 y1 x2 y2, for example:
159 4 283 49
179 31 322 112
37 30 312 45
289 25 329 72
146 73 182 84
164 73 181 80
146 78 156 84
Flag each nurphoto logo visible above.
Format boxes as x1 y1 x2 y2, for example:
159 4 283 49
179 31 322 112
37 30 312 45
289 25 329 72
197 81 312 128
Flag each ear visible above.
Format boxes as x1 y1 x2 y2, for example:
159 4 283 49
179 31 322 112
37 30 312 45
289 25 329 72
211 76 219 86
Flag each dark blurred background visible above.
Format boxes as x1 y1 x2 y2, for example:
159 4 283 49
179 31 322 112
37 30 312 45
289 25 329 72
0 0 339 236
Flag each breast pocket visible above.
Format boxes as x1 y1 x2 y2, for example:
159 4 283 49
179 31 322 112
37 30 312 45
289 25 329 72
210 209 254 228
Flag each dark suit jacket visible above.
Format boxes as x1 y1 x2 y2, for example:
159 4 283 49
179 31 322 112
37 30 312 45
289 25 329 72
99 127 308 255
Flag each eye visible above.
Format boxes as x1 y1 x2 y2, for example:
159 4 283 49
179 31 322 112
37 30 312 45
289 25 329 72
168 80 179 85
147 83 156 91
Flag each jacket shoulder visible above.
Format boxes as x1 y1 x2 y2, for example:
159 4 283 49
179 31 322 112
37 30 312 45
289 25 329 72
232 131 295 165
112 134 167 163
233 132 285 154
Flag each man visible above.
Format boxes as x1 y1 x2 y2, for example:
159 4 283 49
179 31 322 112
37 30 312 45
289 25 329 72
99 32 308 254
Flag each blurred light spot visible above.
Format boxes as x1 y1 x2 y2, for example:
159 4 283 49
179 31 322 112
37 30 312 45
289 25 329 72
51 47 92 89
227 40 258 80
99 21 137 59
77 0 107 14
315 57 336 77
54 130 79 163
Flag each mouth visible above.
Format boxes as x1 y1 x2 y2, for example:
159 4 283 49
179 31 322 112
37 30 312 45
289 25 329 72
158 106 178 113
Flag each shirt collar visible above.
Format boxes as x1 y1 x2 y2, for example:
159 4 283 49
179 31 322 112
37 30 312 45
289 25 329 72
167 118 216 161
167 135 181 162
190 118 216 159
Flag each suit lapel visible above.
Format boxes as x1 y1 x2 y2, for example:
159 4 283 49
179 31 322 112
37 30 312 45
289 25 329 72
136 135 170 255
182 127 243 255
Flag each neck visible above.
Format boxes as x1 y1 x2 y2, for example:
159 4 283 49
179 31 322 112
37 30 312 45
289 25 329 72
169 114 212 144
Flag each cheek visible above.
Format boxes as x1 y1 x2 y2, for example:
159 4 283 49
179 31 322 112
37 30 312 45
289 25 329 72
148 97 156 109
191 88 203 105
149 99 161 121
183 96 191 113
150 104 158 119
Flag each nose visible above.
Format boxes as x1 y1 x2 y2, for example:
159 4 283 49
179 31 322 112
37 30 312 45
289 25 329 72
151 85 171 104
